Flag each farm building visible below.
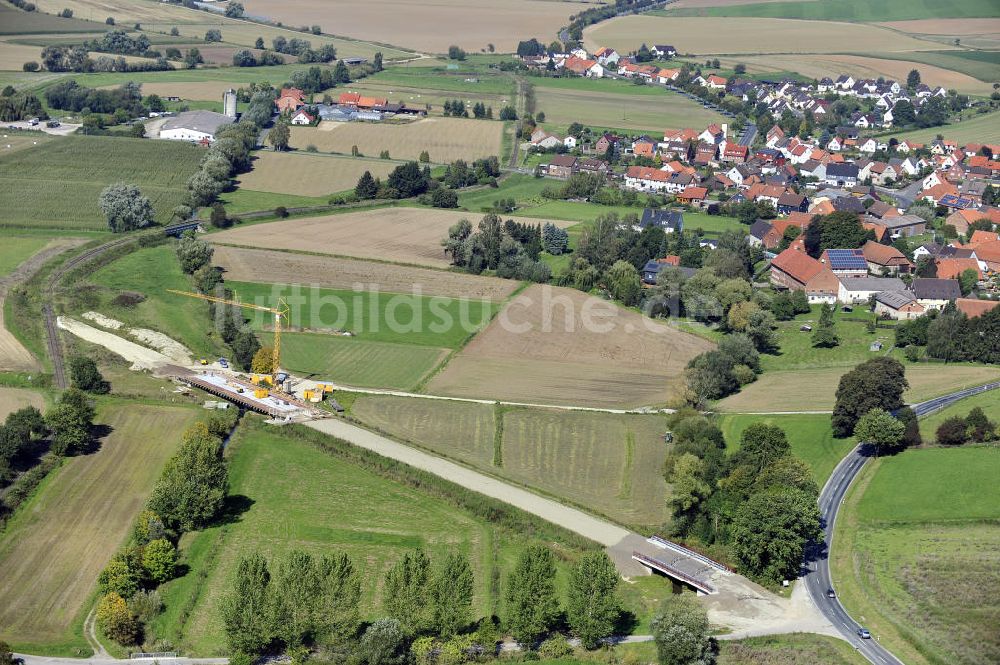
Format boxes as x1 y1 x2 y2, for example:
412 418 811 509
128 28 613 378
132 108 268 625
159 110 235 143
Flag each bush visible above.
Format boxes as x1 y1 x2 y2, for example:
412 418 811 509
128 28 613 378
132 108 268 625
96 592 139 645
936 416 968 446
274 205 289 218
111 291 145 310
538 636 573 659
69 356 110 394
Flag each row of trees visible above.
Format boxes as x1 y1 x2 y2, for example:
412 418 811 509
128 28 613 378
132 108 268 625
97 417 232 644
222 544 627 660
45 80 144 115
34 45 171 73
354 161 435 202
443 214 551 282
664 416 822 584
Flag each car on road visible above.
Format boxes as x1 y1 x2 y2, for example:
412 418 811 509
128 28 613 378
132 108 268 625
858 628 871 639
827 588 836 598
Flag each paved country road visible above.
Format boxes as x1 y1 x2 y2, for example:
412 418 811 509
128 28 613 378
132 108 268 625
802 381 1000 665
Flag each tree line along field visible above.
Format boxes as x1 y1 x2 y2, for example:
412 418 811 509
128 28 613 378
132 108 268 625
0 403 200 655
151 422 590 655
211 246 520 302
26 0 411 59
831 447 1000 665
349 395 671 531
235 151 400 198
289 117 505 164
660 0 1000 21
0 136 204 230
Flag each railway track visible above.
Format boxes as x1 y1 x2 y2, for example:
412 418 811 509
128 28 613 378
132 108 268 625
43 223 192 387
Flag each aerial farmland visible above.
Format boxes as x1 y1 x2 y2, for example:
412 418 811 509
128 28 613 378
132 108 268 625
0 0 998 662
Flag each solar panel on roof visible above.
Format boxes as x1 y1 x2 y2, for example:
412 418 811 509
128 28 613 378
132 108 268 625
826 249 868 271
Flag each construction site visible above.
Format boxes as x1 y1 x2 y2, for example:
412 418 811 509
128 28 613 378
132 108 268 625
58 287 343 423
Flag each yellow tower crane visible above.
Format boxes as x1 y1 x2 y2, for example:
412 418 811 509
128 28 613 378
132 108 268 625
167 289 289 384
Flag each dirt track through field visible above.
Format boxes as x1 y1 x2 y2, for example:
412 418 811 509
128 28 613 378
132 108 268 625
211 245 519 300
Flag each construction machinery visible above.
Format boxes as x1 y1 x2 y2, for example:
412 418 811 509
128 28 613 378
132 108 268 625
167 289 289 387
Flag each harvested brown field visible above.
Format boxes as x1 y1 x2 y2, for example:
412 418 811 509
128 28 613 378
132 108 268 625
0 43 46 71
585 15 956 55
0 387 43 420
0 404 199 649
210 208 574 268
425 284 716 408
290 117 504 164
725 53 993 95
29 0 410 58
715 365 1000 413
240 0 583 53
0 301 37 372
237 152 398 197
211 245 519 301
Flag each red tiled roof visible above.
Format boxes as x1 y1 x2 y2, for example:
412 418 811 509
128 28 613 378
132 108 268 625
626 166 670 182
935 257 981 279
955 298 1000 318
772 248 824 283
678 186 708 200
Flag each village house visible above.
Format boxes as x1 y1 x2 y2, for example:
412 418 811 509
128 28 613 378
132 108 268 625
594 46 619 65
911 278 962 309
820 248 869 278
289 108 315 125
871 214 927 238
676 186 709 206
770 248 840 302
934 257 981 280
776 191 809 215
578 157 610 176
837 276 907 304
824 163 859 187
640 208 684 233
956 298 1000 318
544 154 578 178
276 86 306 113
861 240 912 275
874 290 925 320
651 44 676 58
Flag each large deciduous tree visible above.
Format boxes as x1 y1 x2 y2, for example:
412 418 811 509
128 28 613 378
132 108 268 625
831 357 908 438
221 551 274 655
651 594 715 665
382 549 432 635
99 182 154 232
505 544 560 645
730 487 821 584
147 422 227 530
854 408 905 453
567 551 621 649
